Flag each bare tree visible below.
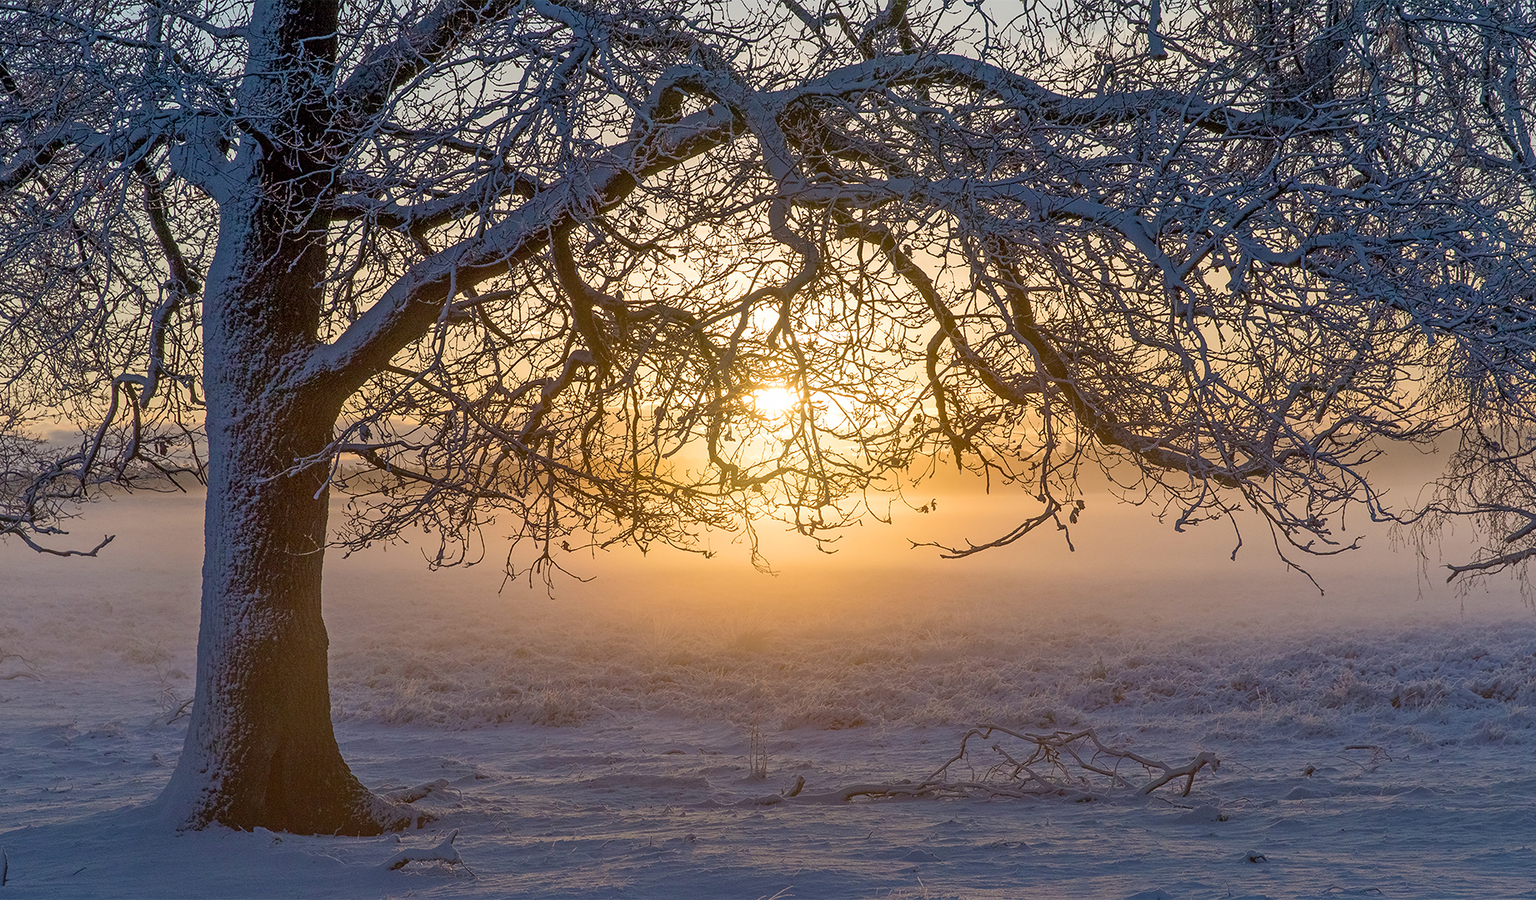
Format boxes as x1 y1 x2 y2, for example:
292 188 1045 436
2 0 1533 833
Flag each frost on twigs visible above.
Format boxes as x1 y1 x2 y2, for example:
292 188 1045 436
836 724 1219 803
382 828 472 875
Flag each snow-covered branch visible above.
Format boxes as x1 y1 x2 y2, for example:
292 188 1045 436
4 0 1535 586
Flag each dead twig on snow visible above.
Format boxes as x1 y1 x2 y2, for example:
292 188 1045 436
825 724 1220 803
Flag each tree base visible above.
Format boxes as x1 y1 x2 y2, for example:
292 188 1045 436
156 768 422 836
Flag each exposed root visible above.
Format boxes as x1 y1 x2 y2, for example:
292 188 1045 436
366 792 431 833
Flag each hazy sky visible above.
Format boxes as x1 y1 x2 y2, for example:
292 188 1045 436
8 449 1528 652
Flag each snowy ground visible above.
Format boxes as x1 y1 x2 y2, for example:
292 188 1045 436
4 489 1536 899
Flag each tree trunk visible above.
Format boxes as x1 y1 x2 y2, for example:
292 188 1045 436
157 396 404 834
154 134 406 834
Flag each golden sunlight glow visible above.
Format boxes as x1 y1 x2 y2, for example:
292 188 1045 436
749 386 799 418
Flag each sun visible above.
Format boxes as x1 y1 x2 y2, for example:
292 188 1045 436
749 386 799 418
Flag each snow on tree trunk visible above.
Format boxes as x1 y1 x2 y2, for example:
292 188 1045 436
157 405 400 834
154 151 404 834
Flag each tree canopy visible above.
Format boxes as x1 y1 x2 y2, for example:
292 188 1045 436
5 0 1534 580
2 0 1535 832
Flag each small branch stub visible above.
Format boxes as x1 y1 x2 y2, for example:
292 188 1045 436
383 829 471 874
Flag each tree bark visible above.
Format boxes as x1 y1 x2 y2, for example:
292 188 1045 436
156 387 404 834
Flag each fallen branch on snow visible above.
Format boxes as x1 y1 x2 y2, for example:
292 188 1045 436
382 828 473 874
385 778 454 804
742 774 806 806
0 647 40 681
749 724 1219 805
1341 744 1392 774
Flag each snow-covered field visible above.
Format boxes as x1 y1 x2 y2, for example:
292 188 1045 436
4 489 1536 899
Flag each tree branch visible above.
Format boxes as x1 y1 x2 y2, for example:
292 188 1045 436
297 102 742 397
